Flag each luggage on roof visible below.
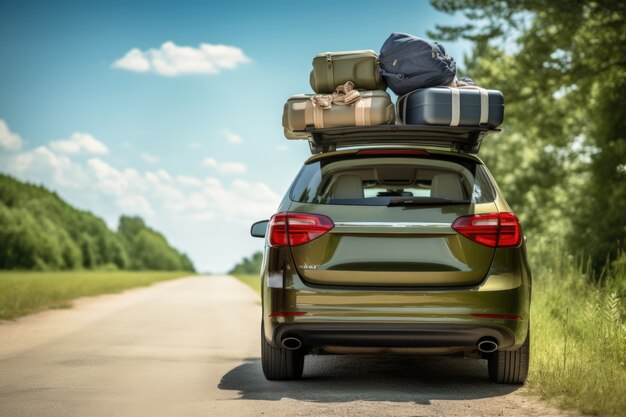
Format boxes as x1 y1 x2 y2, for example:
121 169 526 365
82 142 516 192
282 90 395 137
397 87 504 128
378 33 456 96
310 50 387 93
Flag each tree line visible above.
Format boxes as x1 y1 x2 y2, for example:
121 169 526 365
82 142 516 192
0 174 194 271
229 251 262 275
430 0 626 279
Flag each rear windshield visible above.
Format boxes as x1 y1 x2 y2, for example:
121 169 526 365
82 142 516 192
289 154 496 206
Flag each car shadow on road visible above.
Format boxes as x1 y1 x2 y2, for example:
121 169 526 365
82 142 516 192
218 355 519 404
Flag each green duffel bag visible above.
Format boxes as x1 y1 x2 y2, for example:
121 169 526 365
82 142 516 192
310 50 387 93
282 90 395 137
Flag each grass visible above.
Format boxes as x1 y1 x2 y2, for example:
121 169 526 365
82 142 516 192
232 273 261 295
526 244 626 417
0 270 193 320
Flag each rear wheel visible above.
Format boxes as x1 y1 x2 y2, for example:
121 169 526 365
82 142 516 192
488 332 530 384
261 323 304 380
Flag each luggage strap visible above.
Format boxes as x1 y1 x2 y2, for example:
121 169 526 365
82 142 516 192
326 52 335 92
310 81 362 109
447 86 490 127
310 81 369 129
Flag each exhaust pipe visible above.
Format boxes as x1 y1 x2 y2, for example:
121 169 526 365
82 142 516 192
477 338 498 353
281 337 302 350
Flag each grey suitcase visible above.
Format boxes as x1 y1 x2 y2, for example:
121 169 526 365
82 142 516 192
310 50 387 93
398 87 504 128
283 90 395 138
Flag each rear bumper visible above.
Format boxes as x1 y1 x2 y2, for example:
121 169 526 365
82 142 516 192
262 246 532 352
272 322 516 349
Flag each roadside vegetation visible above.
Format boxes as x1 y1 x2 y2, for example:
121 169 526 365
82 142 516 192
229 252 262 295
528 245 625 416
0 174 194 272
0 271 193 320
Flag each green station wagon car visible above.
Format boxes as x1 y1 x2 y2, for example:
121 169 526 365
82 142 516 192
251 126 531 384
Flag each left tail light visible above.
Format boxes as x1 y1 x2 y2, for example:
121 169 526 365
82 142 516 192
268 212 334 247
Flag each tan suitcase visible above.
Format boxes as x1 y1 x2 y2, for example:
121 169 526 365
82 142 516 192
310 50 387 93
282 90 395 137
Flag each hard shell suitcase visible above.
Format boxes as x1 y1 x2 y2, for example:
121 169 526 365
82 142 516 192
283 90 395 137
310 50 387 93
398 87 504 128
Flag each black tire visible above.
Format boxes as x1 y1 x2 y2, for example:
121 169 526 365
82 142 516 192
488 332 530 384
261 324 304 380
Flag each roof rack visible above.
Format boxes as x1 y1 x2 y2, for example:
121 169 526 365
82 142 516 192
304 125 500 154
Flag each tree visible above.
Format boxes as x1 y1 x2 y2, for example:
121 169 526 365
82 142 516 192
430 0 626 274
229 252 263 275
0 175 194 272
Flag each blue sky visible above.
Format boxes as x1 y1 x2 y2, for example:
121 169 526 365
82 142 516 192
0 0 469 273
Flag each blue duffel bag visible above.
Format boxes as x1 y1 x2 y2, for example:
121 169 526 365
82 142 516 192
378 33 457 96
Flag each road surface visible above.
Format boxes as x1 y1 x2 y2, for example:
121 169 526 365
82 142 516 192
0 275 579 417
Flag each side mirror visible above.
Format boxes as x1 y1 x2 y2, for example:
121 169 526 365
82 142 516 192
250 220 269 238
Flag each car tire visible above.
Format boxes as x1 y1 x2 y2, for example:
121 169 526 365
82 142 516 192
488 331 530 384
261 323 304 380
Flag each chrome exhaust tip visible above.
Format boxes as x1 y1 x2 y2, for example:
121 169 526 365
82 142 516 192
281 337 302 350
477 338 498 353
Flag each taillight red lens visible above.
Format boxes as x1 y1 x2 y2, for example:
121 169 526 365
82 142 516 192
451 212 521 247
268 212 334 247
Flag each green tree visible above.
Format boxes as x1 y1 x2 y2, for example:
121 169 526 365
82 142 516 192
229 252 263 275
118 215 195 271
430 0 626 274
0 175 193 272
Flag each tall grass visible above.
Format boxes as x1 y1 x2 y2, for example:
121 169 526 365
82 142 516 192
0 271 193 320
232 273 261 295
527 244 626 416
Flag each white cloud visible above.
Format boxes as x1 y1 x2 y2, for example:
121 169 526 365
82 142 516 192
112 41 251 77
177 175 203 187
50 132 109 155
116 194 154 217
189 142 202 149
205 177 222 187
3 146 90 189
140 152 160 164
220 129 243 144
112 48 150 73
0 120 23 151
202 157 247 175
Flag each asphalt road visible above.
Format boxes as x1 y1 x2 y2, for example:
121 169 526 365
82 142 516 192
0 275 579 417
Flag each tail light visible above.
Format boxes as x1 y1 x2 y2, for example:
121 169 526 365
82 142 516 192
269 212 334 247
451 212 521 247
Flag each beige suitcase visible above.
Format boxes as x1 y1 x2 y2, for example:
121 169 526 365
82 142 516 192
282 90 395 138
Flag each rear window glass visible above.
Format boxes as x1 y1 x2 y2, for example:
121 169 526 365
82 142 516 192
289 155 496 206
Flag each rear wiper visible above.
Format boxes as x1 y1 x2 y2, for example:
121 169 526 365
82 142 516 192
387 197 471 207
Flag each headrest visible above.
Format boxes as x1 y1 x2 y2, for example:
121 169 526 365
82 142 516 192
430 173 464 200
333 175 363 199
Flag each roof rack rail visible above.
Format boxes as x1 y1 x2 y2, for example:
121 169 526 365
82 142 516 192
304 125 500 154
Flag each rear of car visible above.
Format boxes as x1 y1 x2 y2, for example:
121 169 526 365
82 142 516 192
253 148 531 384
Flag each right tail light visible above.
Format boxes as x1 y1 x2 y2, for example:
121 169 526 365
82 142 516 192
452 212 521 247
